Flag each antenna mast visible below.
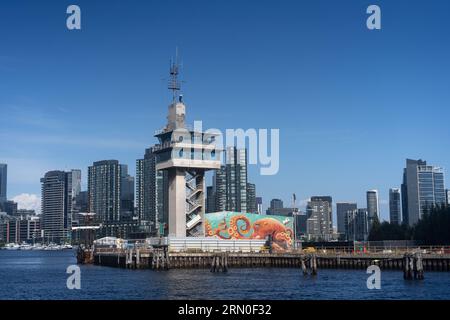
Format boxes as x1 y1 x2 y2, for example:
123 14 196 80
168 48 181 102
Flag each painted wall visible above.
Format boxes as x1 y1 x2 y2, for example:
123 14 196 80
205 212 293 251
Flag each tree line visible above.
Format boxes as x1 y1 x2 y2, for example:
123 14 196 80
368 205 450 245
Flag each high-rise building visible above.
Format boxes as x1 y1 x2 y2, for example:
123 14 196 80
270 199 283 210
69 169 82 226
89 160 138 238
446 189 450 206
306 196 333 241
389 188 402 225
295 211 308 237
347 208 369 241
256 197 263 215
0 200 17 216
0 163 7 203
136 147 168 236
212 147 249 213
266 198 293 216
401 159 446 226
88 160 122 224
366 190 379 228
336 202 357 240
41 170 75 244
213 166 226 212
246 183 256 214
120 165 135 221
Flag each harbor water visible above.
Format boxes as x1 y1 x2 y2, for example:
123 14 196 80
0 250 449 300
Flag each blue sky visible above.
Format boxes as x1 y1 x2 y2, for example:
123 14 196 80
1 0 449 221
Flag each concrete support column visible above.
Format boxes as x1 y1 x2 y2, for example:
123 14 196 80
168 168 186 237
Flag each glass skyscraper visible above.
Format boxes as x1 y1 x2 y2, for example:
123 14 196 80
366 190 379 229
389 188 402 225
402 159 446 226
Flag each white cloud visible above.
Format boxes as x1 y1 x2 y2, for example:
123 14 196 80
12 193 41 214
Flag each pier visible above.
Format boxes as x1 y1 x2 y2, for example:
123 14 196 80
91 248 450 272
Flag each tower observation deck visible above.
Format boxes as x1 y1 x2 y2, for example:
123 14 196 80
153 54 221 237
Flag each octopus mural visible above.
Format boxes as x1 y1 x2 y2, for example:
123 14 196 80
205 212 294 252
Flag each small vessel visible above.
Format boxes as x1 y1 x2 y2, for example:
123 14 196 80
4 243 20 250
19 244 33 250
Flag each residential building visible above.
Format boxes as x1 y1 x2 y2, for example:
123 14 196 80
136 147 168 236
306 196 333 241
41 170 75 244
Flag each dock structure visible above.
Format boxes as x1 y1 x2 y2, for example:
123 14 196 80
92 248 450 273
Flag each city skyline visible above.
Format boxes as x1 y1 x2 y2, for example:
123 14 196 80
2 1 450 222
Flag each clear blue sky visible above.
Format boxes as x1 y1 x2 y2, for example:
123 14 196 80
1 0 449 222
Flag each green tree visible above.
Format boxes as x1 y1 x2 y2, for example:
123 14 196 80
413 205 450 245
368 217 410 241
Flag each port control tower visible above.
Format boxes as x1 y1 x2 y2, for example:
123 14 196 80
153 53 221 237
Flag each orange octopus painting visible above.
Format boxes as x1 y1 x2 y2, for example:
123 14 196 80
205 212 294 252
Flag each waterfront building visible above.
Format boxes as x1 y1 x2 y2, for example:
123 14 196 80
41 170 75 244
152 56 222 237
88 160 136 237
0 213 41 244
389 188 402 225
246 183 257 214
336 202 357 240
306 196 333 241
366 190 379 229
0 163 6 204
88 160 122 224
401 159 446 226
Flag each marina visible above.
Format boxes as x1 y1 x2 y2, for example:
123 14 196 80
1 243 73 251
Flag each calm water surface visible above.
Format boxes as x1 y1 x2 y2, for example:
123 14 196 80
0 250 449 300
